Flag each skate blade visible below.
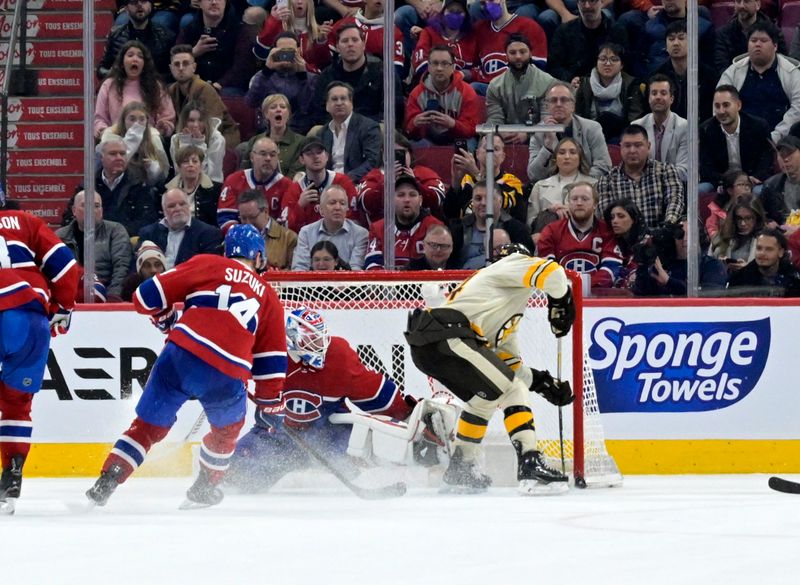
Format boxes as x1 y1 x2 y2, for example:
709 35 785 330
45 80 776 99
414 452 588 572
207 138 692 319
0 498 16 515
65 499 99 514
518 480 569 496
179 498 217 510
438 483 489 495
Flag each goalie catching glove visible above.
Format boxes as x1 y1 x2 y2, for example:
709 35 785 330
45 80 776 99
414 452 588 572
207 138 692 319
547 289 575 338
529 368 574 406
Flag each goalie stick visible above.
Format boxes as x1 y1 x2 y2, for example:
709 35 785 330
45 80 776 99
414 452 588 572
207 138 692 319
768 476 800 494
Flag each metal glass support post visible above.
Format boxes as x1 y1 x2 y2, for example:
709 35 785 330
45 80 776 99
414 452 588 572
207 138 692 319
382 0 396 269
82 1 97 302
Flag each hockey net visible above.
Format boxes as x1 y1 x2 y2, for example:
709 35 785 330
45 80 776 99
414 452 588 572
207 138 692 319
267 270 621 488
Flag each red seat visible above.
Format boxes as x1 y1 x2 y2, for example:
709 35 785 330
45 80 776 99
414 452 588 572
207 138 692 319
223 148 240 178
505 143 530 182
710 1 734 28
414 145 454 185
221 96 258 142
782 1 800 28
607 143 621 167
698 190 716 230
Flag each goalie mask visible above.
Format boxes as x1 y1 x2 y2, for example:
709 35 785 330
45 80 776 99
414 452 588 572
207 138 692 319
286 308 331 369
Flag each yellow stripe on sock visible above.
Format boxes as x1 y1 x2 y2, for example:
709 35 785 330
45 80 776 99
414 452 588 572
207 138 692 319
457 419 488 441
504 411 533 435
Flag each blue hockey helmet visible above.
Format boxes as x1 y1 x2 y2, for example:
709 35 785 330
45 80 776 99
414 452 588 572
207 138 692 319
286 308 331 369
225 224 266 262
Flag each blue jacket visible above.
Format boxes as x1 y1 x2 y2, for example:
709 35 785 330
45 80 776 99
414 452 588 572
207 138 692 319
136 219 223 267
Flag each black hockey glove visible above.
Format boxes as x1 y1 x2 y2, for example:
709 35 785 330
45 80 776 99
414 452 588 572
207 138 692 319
547 290 575 338
529 368 574 406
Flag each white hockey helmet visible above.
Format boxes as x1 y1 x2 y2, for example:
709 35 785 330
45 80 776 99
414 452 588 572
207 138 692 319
286 307 331 369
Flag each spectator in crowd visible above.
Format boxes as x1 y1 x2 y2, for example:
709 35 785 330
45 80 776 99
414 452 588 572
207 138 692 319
548 0 628 84
100 0 176 80
176 0 258 95
410 0 477 82
404 224 460 270
709 195 766 274
327 0 405 77
760 136 800 230
715 0 785 74
450 181 530 269
254 0 332 74
472 0 548 86
655 20 717 123
280 137 358 233
113 0 184 32
718 22 800 144
246 32 319 136
727 228 800 296
537 181 621 288
170 102 226 183
528 81 612 183
311 23 404 126
239 94 305 178
632 219 727 295
699 85 774 192
705 170 754 241
120 240 167 302
94 136 161 237
100 101 170 186
138 188 224 269
630 74 688 181
167 44 241 148
309 240 352 271
365 175 444 269
603 197 646 288
357 132 447 224
575 43 645 144
527 136 595 243
596 124 684 229
314 81 382 184
56 190 132 299
218 136 296 227
485 33 556 142
166 145 220 227
94 40 176 139
447 135 525 221
292 184 369 270
405 46 481 146
237 189 298 269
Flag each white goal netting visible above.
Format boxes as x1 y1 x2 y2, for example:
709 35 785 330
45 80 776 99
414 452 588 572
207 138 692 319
268 272 621 487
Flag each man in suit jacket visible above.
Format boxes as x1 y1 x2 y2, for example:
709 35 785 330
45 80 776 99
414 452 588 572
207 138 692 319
699 85 775 189
315 81 381 184
631 74 689 182
137 188 223 269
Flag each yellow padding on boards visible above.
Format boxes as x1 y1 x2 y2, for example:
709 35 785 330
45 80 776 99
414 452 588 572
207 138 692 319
22 443 195 477
504 411 533 435
457 419 488 441
606 440 800 474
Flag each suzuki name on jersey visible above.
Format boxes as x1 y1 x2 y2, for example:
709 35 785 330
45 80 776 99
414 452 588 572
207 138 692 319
224 267 265 297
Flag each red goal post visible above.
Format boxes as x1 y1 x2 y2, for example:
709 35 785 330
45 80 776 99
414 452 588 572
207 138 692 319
266 269 621 488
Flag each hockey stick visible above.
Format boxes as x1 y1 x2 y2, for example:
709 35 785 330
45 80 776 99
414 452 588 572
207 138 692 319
557 337 566 475
768 476 800 494
281 423 407 500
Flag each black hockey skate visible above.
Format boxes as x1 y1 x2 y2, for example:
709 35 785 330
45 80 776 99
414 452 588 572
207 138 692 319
0 456 24 515
441 447 492 494
86 463 125 507
180 467 224 510
412 412 446 467
514 442 568 496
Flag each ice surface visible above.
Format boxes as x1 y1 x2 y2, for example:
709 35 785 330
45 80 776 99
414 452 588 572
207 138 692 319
2 474 797 585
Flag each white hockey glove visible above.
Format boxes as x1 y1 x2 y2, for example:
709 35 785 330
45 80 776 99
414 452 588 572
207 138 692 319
49 307 72 337
150 308 180 334
547 289 575 338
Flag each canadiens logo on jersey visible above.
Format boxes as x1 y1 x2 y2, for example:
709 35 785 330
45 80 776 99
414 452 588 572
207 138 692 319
560 251 601 274
482 53 508 75
284 390 323 423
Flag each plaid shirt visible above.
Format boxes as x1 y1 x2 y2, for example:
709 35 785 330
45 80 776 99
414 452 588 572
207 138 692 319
596 160 685 229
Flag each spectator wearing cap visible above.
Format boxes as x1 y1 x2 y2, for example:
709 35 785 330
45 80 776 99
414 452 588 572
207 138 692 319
292 184 369 271
548 0 628 84
410 0 478 83
56 190 132 299
279 137 359 233
405 45 481 147
485 33 556 145
137 188 223 269
760 136 800 233
312 81 381 184
120 240 167 302
718 22 800 145
364 175 444 269
404 224 461 270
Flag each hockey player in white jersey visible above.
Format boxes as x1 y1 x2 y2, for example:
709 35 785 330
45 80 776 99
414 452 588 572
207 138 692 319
404 243 575 494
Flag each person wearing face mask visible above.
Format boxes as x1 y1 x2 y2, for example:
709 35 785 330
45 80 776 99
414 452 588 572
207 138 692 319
410 0 478 82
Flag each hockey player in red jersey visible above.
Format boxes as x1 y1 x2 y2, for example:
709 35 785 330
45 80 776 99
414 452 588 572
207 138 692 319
0 203 79 513
227 307 454 492
536 181 622 289
86 224 288 508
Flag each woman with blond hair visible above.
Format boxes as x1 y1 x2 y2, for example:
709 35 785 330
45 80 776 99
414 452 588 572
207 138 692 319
101 101 170 185
170 102 226 183
239 93 304 178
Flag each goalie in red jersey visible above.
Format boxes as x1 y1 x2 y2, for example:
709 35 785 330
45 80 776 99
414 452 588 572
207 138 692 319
227 307 456 492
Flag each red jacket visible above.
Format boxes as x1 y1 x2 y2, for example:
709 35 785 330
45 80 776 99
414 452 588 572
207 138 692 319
404 70 481 141
411 26 478 78
255 16 330 73
279 170 359 233
357 166 446 224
